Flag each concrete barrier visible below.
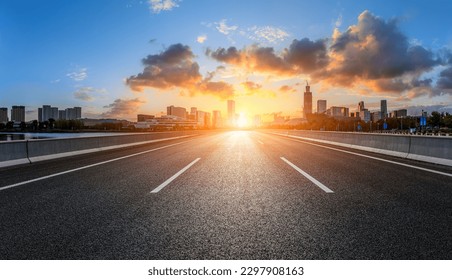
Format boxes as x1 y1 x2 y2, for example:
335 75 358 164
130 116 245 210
270 130 452 167
0 141 30 166
0 131 198 168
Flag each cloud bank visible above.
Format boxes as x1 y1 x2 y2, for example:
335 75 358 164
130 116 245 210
126 10 452 102
205 10 452 99
126 43 234 99
102 98 145 118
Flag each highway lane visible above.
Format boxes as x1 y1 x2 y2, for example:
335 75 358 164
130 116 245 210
0 130 451 259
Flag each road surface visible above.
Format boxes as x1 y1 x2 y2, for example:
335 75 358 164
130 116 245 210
0 130 451 259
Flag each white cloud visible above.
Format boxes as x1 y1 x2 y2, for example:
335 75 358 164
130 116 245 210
66 68 88 81
249 26 289 43
335 13 343 28
197 35 207 43
215 19 238 35
149 0 179 13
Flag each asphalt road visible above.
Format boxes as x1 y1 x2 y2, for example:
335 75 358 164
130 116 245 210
0 130 451 259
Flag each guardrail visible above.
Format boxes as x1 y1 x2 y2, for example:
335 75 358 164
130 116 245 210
0 131 198 168
271 130 452 167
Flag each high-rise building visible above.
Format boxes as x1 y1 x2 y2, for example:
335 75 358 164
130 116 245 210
38 108 42 122
0 107 8 122
137 114 155 122
66 108 75 120
371 111 381 122
50 107 59 120
227 100 235 126
303 82 312 118
11 105 25 122
317 100 327 113
189 107 197 121
358 101 365 112
359 109 371 122
212 110 222 128
167 105 187 119
59 110 66 120
204 112 211 128
74 107 82 119
64 107 82 120
327 106 349 117
42 105 51 122
391 109 407 118
381 100 387 119
39 105 81 121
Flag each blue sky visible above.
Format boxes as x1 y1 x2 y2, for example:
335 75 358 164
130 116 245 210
1 0 452 121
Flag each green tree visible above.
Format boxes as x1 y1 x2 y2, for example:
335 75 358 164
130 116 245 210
443 113 452 128
429 111 441 128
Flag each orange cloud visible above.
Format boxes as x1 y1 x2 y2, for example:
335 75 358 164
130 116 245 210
319 10 440 96
101 98 146 118
127 44 234 99
279 85 297 93
207 10 451 99
206 40 328 76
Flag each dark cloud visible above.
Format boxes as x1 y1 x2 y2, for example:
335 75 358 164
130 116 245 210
205 10 451 100
206 39 328 75
206 47 242 64
437 67 452 90
127 44 234 99
325 10 440 94
206 45 293 75
127 44 202 91
284 38 329 73
101 98 145 118
128 11 452 101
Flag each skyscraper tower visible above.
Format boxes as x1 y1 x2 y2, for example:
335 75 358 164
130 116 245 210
358 101 365 112
227 100 235 126
303 81 312 118
381 100 387 119
11 105 25 122
317 100 327 114
0 107 7 122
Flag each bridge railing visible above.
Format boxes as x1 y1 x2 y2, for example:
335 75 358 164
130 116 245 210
0 131 198 168
269 130 452 167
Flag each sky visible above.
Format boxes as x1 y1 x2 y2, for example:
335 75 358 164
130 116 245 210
1 0 452 121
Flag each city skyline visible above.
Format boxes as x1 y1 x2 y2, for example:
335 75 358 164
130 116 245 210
0 94 438 125
1 1 452 122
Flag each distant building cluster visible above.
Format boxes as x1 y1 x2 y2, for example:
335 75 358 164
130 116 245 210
37 105 82 122
0 104 82 125
303 83 410 123
0 106 27 123
135 105 221 130
135 99 264 130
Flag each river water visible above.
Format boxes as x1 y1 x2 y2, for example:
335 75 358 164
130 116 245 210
0 132 126 141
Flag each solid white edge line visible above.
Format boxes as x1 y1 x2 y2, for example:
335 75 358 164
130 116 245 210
0 141 190 192
275 134 452 178
150 158 201 193
280 157 334 193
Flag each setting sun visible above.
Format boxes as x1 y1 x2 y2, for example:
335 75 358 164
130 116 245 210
237 112 249 128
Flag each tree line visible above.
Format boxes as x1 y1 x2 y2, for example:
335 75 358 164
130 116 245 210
266 111 452 132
